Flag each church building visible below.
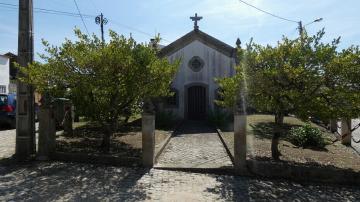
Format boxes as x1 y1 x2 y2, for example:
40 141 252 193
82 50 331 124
158 13 240 120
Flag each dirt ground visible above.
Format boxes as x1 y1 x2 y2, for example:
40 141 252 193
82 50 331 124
221 114 360 172
56 119 172 159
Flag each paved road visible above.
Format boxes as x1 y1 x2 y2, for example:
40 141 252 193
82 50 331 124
155 121 233 168
0 125 360 201
0 162 359 201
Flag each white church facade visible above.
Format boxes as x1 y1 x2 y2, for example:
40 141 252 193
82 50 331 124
157 14 239 120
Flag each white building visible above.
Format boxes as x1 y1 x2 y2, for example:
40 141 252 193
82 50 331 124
158 14 238 120
0 55 10 94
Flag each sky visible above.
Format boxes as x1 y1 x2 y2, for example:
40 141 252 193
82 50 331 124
0 0 359 60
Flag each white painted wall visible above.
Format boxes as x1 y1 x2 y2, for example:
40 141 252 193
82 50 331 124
166 40 236 118
0 55 10 94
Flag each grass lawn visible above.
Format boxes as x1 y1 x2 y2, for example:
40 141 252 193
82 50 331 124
56 118 172 160
221 114 360 172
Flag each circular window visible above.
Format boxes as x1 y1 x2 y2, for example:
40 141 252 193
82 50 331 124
188 56 204 72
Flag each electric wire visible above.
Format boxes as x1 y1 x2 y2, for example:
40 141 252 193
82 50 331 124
237 0 298 23
0 3 168 42
73 0 90 35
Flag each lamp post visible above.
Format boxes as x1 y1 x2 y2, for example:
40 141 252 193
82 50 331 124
95 13 108 43
298 18 323 37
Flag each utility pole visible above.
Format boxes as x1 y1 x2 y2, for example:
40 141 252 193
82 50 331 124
16 0 36 160
95 13 108 43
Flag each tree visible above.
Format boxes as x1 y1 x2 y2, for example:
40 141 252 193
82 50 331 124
20 29 179 153
217 30 346 160
320 46 360 135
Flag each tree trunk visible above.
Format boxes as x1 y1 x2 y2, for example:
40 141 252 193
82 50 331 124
101 121 117 154
271 113 284 160
101 126 111 154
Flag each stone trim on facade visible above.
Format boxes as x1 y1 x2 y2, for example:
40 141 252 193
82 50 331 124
159 29 236 58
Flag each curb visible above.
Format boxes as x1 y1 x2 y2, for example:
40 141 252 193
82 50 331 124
153 166 235 175
214 127 234 165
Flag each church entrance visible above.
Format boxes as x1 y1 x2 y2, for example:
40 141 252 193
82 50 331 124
187 85 207 120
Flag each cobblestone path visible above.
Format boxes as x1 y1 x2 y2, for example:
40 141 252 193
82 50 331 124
0 124 39 159
155 121 233 168
0 127 16 159
0 162 359 201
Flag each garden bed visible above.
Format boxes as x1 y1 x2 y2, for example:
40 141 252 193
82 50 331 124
55 118 173 164
219 114 360 172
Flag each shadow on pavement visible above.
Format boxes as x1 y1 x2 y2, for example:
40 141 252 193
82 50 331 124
0 160 150 201
206 174 360 201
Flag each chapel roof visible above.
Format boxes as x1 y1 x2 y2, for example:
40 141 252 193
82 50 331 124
158 29 236 58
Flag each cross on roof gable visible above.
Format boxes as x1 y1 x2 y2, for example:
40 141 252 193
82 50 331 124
190 13 203 30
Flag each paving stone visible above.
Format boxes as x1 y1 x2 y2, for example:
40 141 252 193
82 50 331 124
155 121 233 168
0 124 359 201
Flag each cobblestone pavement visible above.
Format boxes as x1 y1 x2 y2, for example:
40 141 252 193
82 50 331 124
0 124 40 159
0 127 16 159
155 121 233 168
0 162 359 201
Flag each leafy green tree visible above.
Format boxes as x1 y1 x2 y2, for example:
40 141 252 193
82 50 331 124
320 46 360 134
217 30 352 160
20 29 179 153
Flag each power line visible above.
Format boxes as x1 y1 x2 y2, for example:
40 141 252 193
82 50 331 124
237 0 298 23
0 3 95 18
0 2 170 43
73 0 90 35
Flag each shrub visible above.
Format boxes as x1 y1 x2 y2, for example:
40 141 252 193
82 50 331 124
289 123 326 148
207 110 232 128
155 111 178 129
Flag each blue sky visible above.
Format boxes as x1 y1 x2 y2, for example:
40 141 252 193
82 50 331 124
1 0 359 59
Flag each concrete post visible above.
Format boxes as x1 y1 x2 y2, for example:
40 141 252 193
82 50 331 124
234 114 247 173
142 114 155 167
16 0 36 160
37 106 56 160
341 118 351 145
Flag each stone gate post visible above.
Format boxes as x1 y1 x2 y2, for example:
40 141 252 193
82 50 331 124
37 104 56 160
142 100 155 167
234 113 247 173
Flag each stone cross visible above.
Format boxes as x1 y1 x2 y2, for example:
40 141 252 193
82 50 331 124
190 13 203 30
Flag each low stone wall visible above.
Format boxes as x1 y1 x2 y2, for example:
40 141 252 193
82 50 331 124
51 152 141 167
247 159 360 186
154 135 172 162
216 127 360 186
215 128 234 164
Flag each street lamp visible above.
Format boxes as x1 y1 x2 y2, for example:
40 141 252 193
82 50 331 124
95 13 108 43
298 18 323 37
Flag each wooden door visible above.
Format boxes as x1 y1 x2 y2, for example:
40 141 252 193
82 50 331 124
187 86 206 120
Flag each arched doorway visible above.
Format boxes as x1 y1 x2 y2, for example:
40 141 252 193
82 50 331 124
187 85 207 120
